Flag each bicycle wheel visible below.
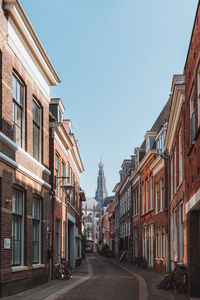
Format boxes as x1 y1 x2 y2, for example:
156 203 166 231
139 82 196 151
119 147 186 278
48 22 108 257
55 266 61 279
173 272 185 294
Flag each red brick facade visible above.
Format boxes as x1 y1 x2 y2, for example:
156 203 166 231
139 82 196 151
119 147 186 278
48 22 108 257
0 0 60 296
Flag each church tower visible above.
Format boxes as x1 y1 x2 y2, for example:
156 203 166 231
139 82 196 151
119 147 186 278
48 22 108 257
95 159 108 208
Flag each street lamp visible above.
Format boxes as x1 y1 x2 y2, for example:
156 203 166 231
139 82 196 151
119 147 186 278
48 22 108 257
54 176 75 201
61 183 75 200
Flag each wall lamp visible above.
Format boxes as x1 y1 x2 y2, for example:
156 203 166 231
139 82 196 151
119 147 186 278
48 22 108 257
54 176 75 200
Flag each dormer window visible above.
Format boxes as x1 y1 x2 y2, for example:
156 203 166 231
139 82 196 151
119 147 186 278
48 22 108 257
146 137 150 153
156 130 166 155
50 98 65 123
136 151 140 167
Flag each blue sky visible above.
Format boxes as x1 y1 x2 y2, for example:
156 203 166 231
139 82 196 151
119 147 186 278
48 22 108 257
20 0 197 197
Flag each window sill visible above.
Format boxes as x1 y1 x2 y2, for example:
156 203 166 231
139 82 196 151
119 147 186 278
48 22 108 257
32 263 44 269
12 266 28 272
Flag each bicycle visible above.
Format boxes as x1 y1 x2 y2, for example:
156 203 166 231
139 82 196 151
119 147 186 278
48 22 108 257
62 259 73 278
55 256 70 280
158 262 187 294
172 264 187 294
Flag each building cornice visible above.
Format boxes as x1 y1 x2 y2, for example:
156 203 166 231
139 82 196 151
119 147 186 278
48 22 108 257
4 0 60 86
165 75 185 153
0 131 51 175
0 151 51 189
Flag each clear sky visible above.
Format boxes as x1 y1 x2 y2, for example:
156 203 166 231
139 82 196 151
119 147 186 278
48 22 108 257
20 0 197 197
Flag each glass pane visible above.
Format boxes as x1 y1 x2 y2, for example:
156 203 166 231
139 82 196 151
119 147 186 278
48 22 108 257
33 124 39 143
37 199 40 220
32 101 40 125
12 76 17 101
20 85 24 105
16 80 20 104
33 221 39 241
15 105 22 127
33 141 39 161
12 218 21 265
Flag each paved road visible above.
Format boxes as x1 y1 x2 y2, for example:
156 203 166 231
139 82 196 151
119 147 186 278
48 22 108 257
57 254 139 300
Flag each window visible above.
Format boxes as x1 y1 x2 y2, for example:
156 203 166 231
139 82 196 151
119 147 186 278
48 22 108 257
179 129 183 185
61 161 66 202
155 227 159 259
174 209 178 261
12 74 25 147
190 94 195 145
179 203 184 262
143 227 147 260
170 214 174 260
142 183 144 214
33 100 41 161
174 148 176 194
146 137 150 153
150 175 153 210
146 179 148 212
55 153 60 198
63 222 66 258
135 227 139 257
156 131 166 155
160 178 164 211
171 157 173 200
12 188 24 266
32 197 41 264
160 225 165 259
155 183 158 213
56 219 61 263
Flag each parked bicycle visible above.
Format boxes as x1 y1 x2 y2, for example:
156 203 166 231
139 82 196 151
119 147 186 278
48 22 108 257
158 262 187 294
54 256 72 280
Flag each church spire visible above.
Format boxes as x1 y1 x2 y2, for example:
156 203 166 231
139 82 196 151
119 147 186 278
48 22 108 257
95 158 108 208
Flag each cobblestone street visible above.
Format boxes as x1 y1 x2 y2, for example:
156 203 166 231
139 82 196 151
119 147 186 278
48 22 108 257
57 254 139 300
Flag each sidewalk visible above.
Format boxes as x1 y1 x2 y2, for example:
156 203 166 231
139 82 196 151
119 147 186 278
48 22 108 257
102 256 190 300
2 259 92 300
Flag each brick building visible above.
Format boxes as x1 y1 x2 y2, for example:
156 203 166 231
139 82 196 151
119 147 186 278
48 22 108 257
116 158 135 260
49 99 85 270
0 0 60 296
183 2 200 296
165 75 186 275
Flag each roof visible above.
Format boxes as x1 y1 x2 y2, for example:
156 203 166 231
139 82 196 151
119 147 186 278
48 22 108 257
82 197 98 210
103 195 115 207
4 0 60 86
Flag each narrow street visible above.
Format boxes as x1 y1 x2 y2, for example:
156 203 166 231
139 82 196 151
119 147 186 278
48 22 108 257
57 254 139 300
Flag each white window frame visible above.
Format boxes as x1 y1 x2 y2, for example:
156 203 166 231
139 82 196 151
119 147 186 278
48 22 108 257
146 179 148 213
12 188 24 266
160 225 165 259
155 227 159 259
174 209 178 261
32 98 42 162
155 183 158 214
160 178 164 211
174 148 176 195
142 183 144 215
179 203 184 262
190 94 195 145
12 73 25 148
32 197 41 264
150 175 153 210
179 129 183 185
